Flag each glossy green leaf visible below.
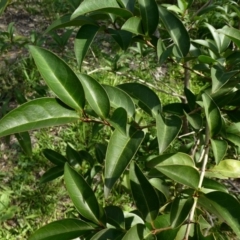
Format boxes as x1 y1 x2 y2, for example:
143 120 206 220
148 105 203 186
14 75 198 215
124 212 144 229
103 85 135 117
198 191 240 238
118 0 135 12
105 206 125 229
154 165 200 189
75 24 99 70
108 29 132 51
223 133 240 148
90 228 124 240
29 219 94 240
109 108 127 135
43 149 67 166
218 26 240 49
78 74 110 118
158 6 190 57
118 82 161 116
79 150 95 167
15 132 32 156
149 178 170 200
184 88 196 111
66 144 81 165
210 139 227 165
40 166 64 184
122 224 153 240
46 14 97 32
64 163 105 225
170 196 194 228
104 129 144 197
198 55 216 64
156 114 182 154
202 93 222 137
207 160 240 178
71 0 132 19
0 98 79 138
211 65 237 93
29 46 85 111
185 112 202 130
130 162 160 222
148 152 195 168
202 177 228 193
121 16 143 35
138 0 159 36
192 39 218 55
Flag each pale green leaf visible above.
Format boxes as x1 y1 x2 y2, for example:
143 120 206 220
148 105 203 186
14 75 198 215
121 16 143 35
217 26 240 49
0 98 79 138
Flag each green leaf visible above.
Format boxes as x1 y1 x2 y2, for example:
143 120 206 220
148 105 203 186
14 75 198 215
90 228 124 240
211 65 238 93
202 177 228 193
118 0 135 12
149 178 170 200
223 133 240 148
105 206 125 229
157 40 173 65
75 24 99 70
46 14 97 32
192 39 218 55
184 112 202 130
0 0 8 15
29 46 85 110
0 98 79 138
217 26 240 49
198 55 216 64
138 0 159 36
184 87 196 111
156 114 182 154
29 219 94 240
121 16 143 35
198 191 240 238
124 212 144 229
66 144 81 165
71 0 132 19
130 162 160 222
78 74 110 118
103 85 135 117
207 160 240 179
108 108 128 135
170 196 194 228
43 149 67 166
108 29 132 51
40 166 64 184
202 93 222 137
154 165 200 189
210 139 227 165
158 6 190 57
104 129 144 197
122 224 153 240
117 82 161 116
64 163 105 225
15 132 32 156
148 152 195 168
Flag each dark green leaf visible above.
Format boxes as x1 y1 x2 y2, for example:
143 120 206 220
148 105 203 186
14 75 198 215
108 29 132 51
121 16 143 35
109 108 128 135
40 166 64 184
66 144 81 165
138 0 159 36
29 46 85 111
156 114 182 154
105 206 125 229
130 162 160 222
198 191 240 238
90 228 124 240
122 224 153 240
210 139 227 165
184 88 196 111
202 93 222 137
75 25 99 70
0 0 8 15
185 112 202 130
103 85 135 117
15 132 32 156
71 0 132 19
0 98 79 138
118 82 161 116
202 177 228 193
170 196 194 228
149 178 170 200
154 165 200 189
78 74 110 118
46 14 97 32
29 219 94 240
104 129 144 197
64 163 105 225
124 212 144 229
198 55 216 64
158 6 190 57
43 149 67 166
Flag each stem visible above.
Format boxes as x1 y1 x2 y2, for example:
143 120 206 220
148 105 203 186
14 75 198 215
184 124 210 240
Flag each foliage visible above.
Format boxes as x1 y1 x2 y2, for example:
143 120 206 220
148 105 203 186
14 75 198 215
1 0 240 239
